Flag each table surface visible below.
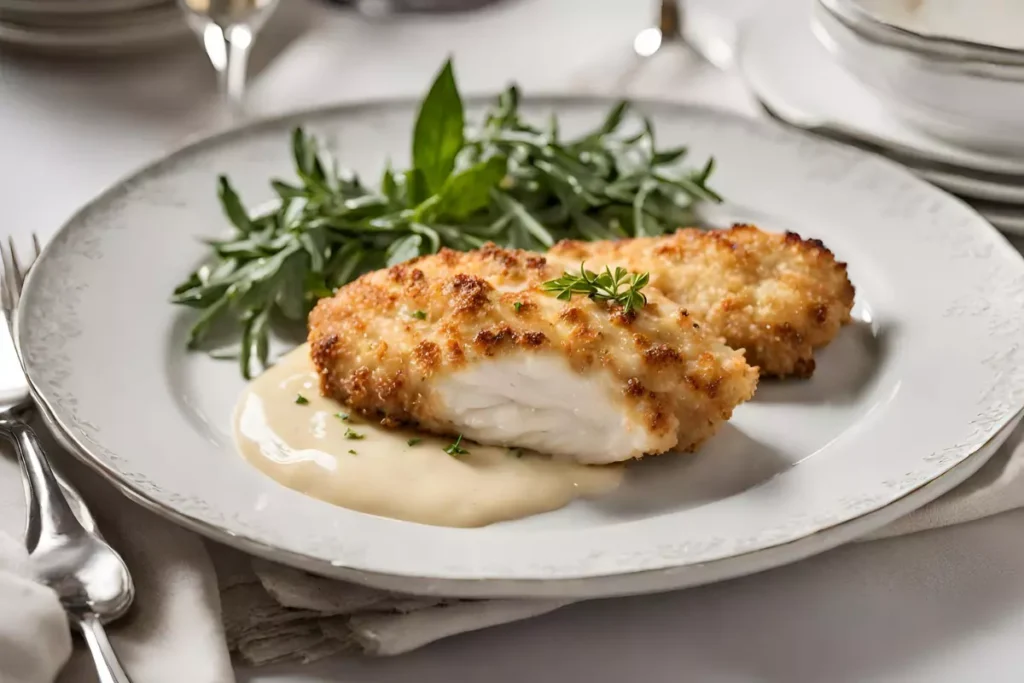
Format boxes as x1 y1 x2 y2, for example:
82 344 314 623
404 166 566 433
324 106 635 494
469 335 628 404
3 1 1024 681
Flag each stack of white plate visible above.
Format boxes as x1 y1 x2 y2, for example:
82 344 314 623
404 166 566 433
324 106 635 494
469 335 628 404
735 0 1024 237
0 0 188 55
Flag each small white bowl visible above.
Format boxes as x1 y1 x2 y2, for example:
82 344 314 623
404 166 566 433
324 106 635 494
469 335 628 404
814 0 1024 155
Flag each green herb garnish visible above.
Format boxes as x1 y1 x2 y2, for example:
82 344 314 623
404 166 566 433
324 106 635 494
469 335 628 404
513 301 523 313
294 394 309 405
344 427 364 440
407 438 423 446
348 449 357 455
542 263 650 314
444 434 469 457
410 310 427 320
172 58 721 377
335 412 349 421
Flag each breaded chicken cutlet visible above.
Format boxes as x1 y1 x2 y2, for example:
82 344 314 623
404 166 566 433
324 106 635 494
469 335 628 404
549 225 856 378
309 243 758 464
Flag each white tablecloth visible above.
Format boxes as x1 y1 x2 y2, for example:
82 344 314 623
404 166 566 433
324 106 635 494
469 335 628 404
3 0 1024 680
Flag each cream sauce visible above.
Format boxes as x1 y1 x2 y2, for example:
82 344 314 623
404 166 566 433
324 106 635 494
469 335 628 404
234 345 623 527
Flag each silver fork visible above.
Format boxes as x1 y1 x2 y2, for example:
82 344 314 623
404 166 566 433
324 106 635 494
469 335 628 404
0 235 136 683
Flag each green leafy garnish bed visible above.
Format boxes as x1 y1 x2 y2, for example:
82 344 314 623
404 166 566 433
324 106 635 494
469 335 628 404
172 59 721 377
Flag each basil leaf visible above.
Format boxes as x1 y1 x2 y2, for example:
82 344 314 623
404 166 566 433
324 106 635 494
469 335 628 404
654 173 722 203
696 157 716 184
570 208 617 241
381 164 399 204
292 128 314 176
274 251 309 320
280 196 308 230
297 228 325 272
434 155 508 220
240 307 271 380
271 180 305 200
409 223 441 253
652 147 688 166
217 176 251 233
325 242 365 289
186 296 231 349
412 59 465 194
385 234 423 267
404 168 429 205
492 191 554 248
598 100 629 136
633 179 656 237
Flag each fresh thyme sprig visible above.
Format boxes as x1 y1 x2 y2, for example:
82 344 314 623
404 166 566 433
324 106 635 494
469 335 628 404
172 58 721 377
444 434 469 457
542 263 650 314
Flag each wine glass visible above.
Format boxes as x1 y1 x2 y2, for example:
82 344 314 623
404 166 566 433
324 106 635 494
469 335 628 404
177 0 280 118
633 0 732 70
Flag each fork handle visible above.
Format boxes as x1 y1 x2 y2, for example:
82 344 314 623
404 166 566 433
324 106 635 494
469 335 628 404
77 614 134 683
12 421 87 548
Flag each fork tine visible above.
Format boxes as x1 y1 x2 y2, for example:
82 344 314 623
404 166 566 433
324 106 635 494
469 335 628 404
7 238 22 290
0 240 15 314
0 236 43 310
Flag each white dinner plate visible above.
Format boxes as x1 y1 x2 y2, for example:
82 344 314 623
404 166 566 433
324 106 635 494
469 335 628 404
973 202 1024 237
736 0 1024 177
754 88 1024 211
0 4 186 55
915 165 1024 206
757 103 1024 208
17 98 1024 599
0 0 168 15
0 3 179 29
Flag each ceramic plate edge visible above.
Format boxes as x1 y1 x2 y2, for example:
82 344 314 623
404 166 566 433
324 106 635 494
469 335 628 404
16 96 1024 598
32 393 1022 598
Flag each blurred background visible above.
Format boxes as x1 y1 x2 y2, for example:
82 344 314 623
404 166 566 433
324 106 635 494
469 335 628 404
2 0 1023 247
0 0 758 238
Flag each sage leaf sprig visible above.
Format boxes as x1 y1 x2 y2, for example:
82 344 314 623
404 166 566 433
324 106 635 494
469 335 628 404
172 58 722 377
542 263 651 315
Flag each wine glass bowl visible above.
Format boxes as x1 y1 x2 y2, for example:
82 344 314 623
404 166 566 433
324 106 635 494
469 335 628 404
177 0 280 116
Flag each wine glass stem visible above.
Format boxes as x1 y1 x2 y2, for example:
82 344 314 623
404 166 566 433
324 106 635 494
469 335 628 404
204 21 254 119
223 25 253 113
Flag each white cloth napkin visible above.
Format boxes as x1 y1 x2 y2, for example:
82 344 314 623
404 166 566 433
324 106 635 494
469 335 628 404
0 426 234 683
2 417 1024 683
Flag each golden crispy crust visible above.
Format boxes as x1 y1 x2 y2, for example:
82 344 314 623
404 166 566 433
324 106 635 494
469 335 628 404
309 243 758 456
549 225 856 377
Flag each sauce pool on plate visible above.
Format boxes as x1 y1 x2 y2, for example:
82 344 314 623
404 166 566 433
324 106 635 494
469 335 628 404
233 345 623 527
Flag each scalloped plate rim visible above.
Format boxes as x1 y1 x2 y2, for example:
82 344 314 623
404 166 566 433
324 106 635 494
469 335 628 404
16 95 1024 598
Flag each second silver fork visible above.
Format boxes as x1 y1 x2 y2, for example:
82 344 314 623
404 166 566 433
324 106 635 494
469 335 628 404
1 235 137 683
